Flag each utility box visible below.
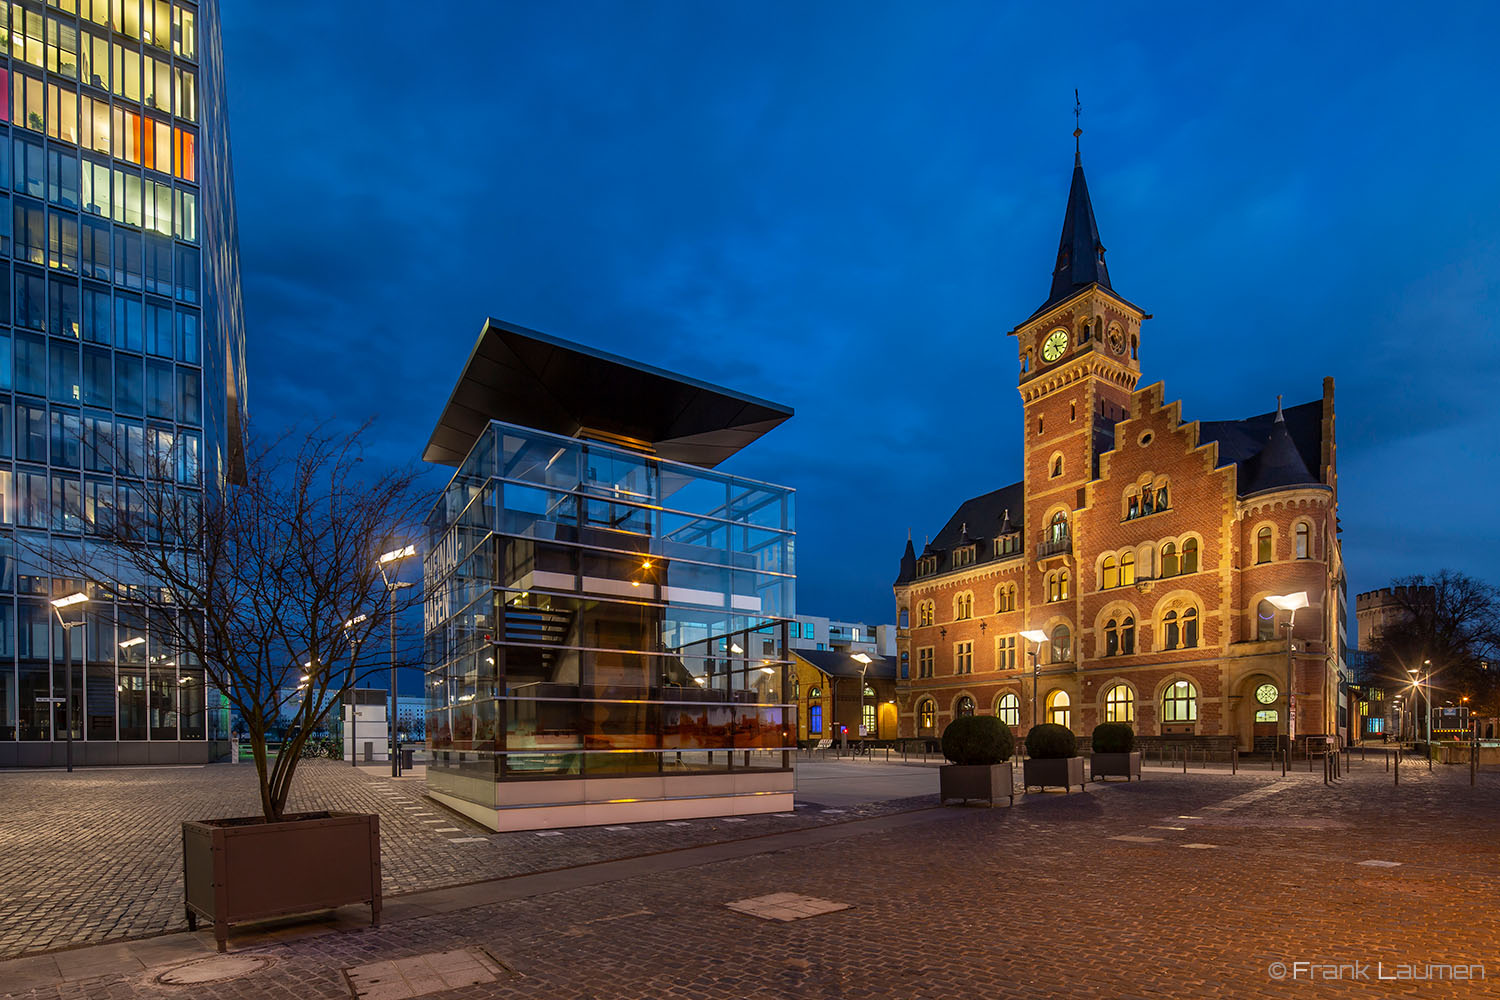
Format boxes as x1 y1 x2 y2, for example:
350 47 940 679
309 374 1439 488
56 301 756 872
344 689 390 763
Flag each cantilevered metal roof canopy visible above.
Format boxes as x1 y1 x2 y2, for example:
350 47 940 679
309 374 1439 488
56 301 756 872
423 318 793 469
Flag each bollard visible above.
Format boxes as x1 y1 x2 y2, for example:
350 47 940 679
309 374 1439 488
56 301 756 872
1395 749 1400 785
1182 748 1187 774
1385 750 1389 772
1232 747 1238 774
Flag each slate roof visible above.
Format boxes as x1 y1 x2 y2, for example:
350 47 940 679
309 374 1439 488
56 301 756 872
1033 152 1111 318
896 481 1025 583
1197 398 1324 494
794 649 898 681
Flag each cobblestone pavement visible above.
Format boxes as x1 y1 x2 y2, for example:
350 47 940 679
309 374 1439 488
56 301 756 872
0 760 928 959
5 754 1497 999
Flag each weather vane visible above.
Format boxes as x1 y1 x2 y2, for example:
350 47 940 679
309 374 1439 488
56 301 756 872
1074 89 1082 153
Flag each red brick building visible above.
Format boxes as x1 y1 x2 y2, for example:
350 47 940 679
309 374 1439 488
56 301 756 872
892 146 1348 751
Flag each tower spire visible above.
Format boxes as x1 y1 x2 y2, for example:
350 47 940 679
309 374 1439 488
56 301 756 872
1037 104 1111 314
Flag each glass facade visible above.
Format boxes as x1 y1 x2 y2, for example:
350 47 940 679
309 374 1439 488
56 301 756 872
0 0 243 756
424 421 796 809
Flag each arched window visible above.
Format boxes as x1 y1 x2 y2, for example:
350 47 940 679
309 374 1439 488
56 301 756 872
918 699 936 733
899 607 910 629
1256 526 1272 564
1182 607 1198 648
1047 573 1060 603
808 687 823 735
1102 556 1118 590
1046 689 1071 728
955 593 973 620
996 693 1020 726
899 651 909 679
1050 624 1072 663
1049 511 1068 543
1156 485 1169 510
1161 542 1179 578
1182 538 1199 574
995 585 1013 613
1104 684 1134 723
1126 491 1140 519
1105 618 1119 656
956 696 975 717
791 675 800 702
1163 610 1179 650
1121 616 1136 654
1120 551 1136 586
1256 599 1278 641
919 602 934 627
1059 570 1070 600
1051 456 1063 478
1295 523 1310 559
1162 680 1198 723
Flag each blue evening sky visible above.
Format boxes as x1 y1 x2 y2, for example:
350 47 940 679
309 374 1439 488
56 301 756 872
221 1 1499 636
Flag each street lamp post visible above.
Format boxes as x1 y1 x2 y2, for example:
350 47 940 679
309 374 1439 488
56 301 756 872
378 544 416 778
852 652 872 739
50 592 90 774
1267 592 1308 776
343 613 367 768
1019 629 1049 728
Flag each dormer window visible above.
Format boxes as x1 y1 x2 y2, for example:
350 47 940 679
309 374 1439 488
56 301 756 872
993 533 1021 558
953 546 976 568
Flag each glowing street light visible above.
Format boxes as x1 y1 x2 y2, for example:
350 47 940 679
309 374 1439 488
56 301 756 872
1266 592 1307 774
378 543 417 777
1019 629 1049 727
49 592 90 773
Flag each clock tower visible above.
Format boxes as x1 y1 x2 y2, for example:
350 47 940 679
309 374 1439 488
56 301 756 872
1012 142 1147 611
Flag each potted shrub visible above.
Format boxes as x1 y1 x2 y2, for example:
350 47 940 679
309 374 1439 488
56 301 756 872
939 715 1015 806
1023 723 1085 793
45 426 427 952
1089 722 1142 781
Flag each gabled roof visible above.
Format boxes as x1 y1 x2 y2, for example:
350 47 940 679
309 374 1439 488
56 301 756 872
1197 397 1325 497
901 482 1025 582
794 649 897 681
1034 151 1111 317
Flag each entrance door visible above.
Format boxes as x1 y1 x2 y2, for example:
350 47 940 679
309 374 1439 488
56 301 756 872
1253 710 1279 753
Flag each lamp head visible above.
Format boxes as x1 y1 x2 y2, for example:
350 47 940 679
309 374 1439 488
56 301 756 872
1019 629 1048 644
50 592 89 610
378 544 417 565
1266 592 1309 612
851 652 872 664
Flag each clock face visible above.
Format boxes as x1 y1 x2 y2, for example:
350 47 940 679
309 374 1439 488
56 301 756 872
1108 327 1125 355
1255 683 1279 705
1042 329 1069 362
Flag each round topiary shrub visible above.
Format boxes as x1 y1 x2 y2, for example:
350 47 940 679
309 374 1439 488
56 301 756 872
941 715 1015 766
1026 723 1077 759
1091 722 1135 754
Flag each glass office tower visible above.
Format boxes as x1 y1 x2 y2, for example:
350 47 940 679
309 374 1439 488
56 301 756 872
423 321 796 830
0 0 246 765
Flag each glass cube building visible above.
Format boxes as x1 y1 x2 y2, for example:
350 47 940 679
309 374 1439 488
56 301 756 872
0 0 246 765
423 321 796 830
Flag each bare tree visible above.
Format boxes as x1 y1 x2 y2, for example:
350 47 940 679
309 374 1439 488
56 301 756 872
1370 571 1500 715
39 423 429 821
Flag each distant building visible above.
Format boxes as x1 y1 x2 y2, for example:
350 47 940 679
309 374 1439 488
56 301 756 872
790 649 898 742
789 615 896 657
892 140 1346 751
1354 586 1434 650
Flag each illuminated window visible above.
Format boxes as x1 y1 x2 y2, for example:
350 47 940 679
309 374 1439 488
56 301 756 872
1049 510 1068 543
1182 538 1199 574
918 699 935 732
1162 680 1198 723
1104 684 1134 723
1045 689 1070 728
1161 542 1178 578
1102 556 1118 590
808 702 822 735
956 696 975 718
1256 526 1272 564
862 702 875 733
996 693 1020 727
898 651 908 679
955 592 973 620
1120 551 1135 586
918 601 934 627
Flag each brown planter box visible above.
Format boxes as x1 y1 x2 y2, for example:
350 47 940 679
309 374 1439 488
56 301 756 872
182 811 380 952
1090 751 1142 782
939 763 1014 806
1023 756 1085 793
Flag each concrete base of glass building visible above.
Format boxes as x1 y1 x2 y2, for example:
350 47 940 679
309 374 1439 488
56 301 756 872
427 758 795 832
0 740 213 768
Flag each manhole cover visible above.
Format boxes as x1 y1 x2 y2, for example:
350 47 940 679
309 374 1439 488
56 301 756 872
154 954 277 985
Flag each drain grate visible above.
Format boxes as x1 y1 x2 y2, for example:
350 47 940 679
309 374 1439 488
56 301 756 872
154 954 277 986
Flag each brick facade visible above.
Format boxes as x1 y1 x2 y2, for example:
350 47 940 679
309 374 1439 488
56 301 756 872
892 160 1345 751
